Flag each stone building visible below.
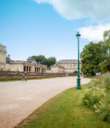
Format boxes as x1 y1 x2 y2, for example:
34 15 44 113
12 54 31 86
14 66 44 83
57 59 81 73
0 44 47 73
51 64 64 73
0 44 7 71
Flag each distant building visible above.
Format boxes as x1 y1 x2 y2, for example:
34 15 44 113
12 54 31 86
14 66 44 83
0 44 7 71
51 64 64 73
0 44 47 73
57 59 81 73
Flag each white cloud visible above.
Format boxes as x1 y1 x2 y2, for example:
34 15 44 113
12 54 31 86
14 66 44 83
33 0 110 22
78 23 110 41
33 0 110 41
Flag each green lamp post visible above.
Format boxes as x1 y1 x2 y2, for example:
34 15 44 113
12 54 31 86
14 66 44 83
76 32 81 90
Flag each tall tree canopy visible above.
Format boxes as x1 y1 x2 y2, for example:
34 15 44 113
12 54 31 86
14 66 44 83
46 57 56 67
99 30 110 72
80 42 104 75
31 55 47 65
29 55 56 68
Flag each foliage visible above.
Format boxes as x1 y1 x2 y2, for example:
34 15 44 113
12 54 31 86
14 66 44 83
73 70 78 74
80 42 104 75
99 30 110 73
47 67 51 70
46 57 56 67
86 74 95 78
82 73 110 122
29 55 56 68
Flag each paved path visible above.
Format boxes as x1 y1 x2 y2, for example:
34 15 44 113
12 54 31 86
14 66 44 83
0 77 91 128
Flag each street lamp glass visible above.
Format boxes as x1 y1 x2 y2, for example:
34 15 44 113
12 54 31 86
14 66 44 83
76 32 81 37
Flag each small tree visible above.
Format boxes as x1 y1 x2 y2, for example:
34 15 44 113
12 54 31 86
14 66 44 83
73 70 78 74
80 42 104 75
99 30 110 73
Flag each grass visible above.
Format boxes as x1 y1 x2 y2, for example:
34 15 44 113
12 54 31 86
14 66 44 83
15 85 110 128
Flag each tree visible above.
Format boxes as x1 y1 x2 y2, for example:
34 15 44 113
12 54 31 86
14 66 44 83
99 30 110 72
73 70 78 74
29 55 56 68
80 42 104 75
46 57 56 67
31 55 47 65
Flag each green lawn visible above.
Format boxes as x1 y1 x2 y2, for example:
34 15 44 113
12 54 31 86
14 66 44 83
15 85 110 128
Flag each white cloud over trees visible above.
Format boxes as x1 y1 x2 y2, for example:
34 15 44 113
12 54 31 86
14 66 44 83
78 23 110 41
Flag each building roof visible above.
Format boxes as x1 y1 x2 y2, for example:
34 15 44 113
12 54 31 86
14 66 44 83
27 57 35 60
0 43 6 47
57 59 80 63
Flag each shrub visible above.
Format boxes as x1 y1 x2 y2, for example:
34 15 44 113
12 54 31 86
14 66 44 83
102 72 110 92
73 70 78 74
86 74 95 78
82 73 110 122
93 95 110 122
103 72 110 84
82 87 104 109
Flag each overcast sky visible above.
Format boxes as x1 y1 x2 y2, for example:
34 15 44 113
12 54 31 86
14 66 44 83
0 0 110 61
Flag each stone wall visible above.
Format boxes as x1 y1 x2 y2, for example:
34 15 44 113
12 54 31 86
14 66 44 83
0 71 65 77
10 64 23 72
0 71 83 77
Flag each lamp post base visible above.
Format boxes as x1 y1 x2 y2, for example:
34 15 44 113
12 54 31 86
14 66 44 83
76 77 81 90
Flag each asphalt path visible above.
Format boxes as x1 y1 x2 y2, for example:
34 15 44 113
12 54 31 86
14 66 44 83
0 77 91 128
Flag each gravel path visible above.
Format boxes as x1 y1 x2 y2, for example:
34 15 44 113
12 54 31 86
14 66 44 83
0 77 91 128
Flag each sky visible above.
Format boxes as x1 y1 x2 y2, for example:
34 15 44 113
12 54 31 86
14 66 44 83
1 0 110 61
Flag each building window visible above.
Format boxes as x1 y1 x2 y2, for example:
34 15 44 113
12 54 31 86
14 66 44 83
67 65 69 67
70 65 72 67
1 55 4 62
65 65 66 67
73 65 75 67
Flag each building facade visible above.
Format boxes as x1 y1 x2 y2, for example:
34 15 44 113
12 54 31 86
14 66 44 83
0 44 7 71
57 60 81 73
0 44 47 73
51 64 64 73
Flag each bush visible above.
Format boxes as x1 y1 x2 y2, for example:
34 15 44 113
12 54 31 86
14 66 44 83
86 74 95 78
82 73 110 122
103 72 110 92
73 70 78 74
82 87 104 109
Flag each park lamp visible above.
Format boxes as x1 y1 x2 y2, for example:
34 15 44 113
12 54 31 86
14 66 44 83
76 32 81 90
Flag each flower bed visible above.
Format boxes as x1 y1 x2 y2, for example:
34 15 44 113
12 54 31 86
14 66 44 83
82 73 110 122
